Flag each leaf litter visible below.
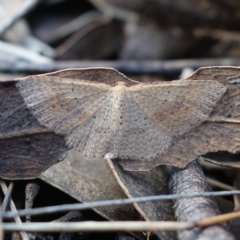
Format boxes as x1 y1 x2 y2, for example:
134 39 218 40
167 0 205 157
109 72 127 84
4 68 239 239
40 150 146 240
0 81 67 179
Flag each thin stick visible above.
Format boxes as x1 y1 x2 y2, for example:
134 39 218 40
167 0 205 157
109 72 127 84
200 156 240 169
25 182 40 222
0 181 29 240
3 59 240 74
0 128 49 140
3 190 240 219
89 0 139 22
197 211 240 227
3 210 240 233
194 28 240 42
55 16 110 57
206 177 235 191
2 221 194 232
47 11 104 43
1 182 14 211
0 41 52 64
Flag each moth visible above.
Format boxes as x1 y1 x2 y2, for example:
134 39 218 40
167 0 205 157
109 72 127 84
16 68 227 171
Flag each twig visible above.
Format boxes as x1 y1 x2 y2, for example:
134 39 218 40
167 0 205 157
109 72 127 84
2 59 240 74
52 211 84 223
3 210 240 233
1 182 14 211
0 181 29 240
166 161 234 240
194 28 240 42
2 221 194 232
199 156 240 169
89 0 139 22
2 190 240 219
24 182 40 240
46 10 104 43
233 174 240 210
197 211 240 227
54 15 111 57
0 41 52 64
206 177 235 191
229 174 240 236
105 156 176 240
25 182 40 222
0 128 49 140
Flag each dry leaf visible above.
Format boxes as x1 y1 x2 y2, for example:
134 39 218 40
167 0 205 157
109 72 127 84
16 67 234 171
176 66 240 163
107 159 177 240
40 150 140 221
0 80 67 179
40 150 145 240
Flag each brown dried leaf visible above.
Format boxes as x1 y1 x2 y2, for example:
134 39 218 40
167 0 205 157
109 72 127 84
107 159 177 240
0 81 67 179
120 67 240 170
180 67 240 162
16 67 229 171
39 150 145 240
40 150 140 221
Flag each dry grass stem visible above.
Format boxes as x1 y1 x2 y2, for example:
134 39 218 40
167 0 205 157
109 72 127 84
197 211 240 227
55 15 111 57
1 182 14 211
2 221 194 232
47 10 104 43
200 157 240 168
89 0 139 22
2 190 240 219
3 59 240 74
3 211 240 233
206 177 235 191
0 181 29 240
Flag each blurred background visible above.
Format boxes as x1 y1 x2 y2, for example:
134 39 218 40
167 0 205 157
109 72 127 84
1 0 240 80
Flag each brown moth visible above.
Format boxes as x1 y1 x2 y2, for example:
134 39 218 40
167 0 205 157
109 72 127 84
16 68 227 171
